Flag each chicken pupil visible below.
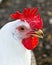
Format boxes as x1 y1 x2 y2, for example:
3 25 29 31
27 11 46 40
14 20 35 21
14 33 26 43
20 27 24 30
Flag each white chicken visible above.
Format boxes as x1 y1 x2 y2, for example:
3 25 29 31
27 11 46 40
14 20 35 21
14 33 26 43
0 8 43 65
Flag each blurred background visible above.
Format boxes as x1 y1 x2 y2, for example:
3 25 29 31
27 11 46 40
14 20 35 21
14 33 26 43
0 0 52 65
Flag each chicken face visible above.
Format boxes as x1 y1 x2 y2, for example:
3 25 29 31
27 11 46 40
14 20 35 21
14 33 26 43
10 7 43 50
12 20 43 50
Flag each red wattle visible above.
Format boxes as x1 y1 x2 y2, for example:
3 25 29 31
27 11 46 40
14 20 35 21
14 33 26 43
22 37 39 50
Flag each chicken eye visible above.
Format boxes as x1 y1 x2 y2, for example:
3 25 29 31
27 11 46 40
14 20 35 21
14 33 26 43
16 26 27 32
20 27 25 31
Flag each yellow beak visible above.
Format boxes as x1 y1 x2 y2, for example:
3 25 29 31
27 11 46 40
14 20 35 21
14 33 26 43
31 29 43 38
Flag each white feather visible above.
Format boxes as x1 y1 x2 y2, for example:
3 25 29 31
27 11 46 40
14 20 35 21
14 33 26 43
0 20 36 65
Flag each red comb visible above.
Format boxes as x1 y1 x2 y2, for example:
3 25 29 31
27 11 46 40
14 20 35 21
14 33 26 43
10 7 43 29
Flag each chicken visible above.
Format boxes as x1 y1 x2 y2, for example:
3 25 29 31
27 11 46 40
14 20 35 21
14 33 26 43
0 7 43 65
